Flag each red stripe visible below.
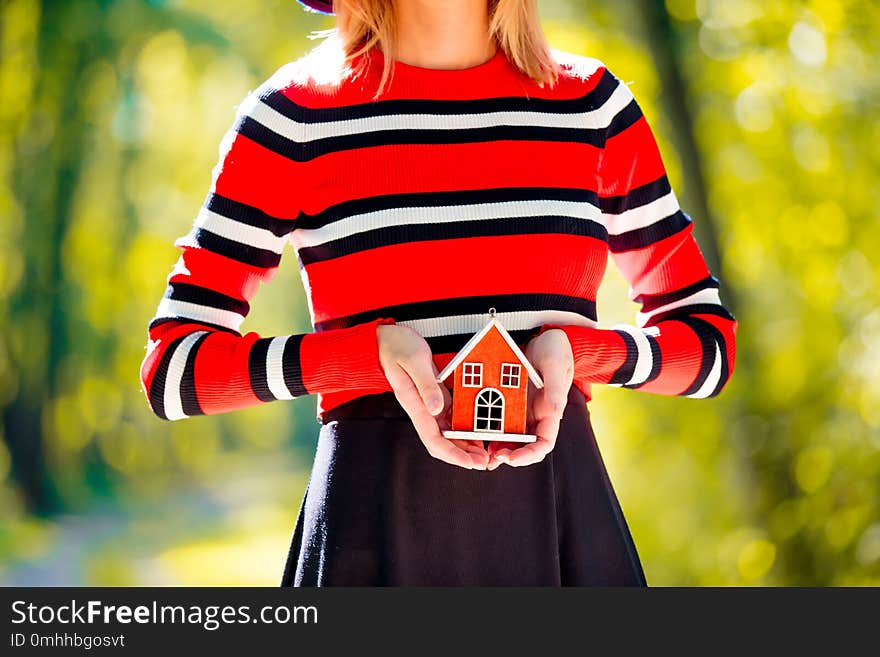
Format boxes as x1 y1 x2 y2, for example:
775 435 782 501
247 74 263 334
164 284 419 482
305 233 608 321
303 140 601 213
694 312 738 382
169 246 278 302
140 320 210 407
611 225 711 298
213 133 303 217
635 320 708 395
192 331 262 415
315 350 469 419
301 317 395 393
599 116 667 197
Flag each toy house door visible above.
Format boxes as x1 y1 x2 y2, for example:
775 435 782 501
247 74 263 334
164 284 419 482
474 388 504 433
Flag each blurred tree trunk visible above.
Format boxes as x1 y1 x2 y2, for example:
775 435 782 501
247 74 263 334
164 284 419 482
1 0 232 515
633 0 739 316
2 0 89 515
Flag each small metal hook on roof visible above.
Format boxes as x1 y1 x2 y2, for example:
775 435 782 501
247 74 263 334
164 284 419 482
488 307 497 317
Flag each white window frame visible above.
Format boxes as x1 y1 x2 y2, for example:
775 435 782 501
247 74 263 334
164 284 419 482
500 363 521 388
462 362 483 387
474 387 505 433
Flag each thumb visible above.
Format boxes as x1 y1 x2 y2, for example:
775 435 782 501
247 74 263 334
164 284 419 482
404 353 446 416
535 376 568 419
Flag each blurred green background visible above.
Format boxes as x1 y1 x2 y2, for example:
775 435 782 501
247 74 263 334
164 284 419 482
1 0 878 586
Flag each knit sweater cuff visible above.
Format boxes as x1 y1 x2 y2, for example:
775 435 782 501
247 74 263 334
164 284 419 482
537 323 628 383
298 317 397 393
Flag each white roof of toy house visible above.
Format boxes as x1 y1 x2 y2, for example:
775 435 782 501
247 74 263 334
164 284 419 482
435 316 544 388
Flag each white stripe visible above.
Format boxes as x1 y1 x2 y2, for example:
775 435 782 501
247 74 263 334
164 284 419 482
290 199 602 250
266 336 296 400
194 207 290 254
163 331 208 421
636 288 723 326
394 310 597 341
609 324 654 386
155 298 244 333
685 340 722 398
237 78 634 144
592 81 636 131
603 190 681 234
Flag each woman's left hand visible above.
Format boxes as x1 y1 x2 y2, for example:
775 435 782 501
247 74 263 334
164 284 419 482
487 328 574 470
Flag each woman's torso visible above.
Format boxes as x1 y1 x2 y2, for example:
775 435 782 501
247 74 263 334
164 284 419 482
269 44 615 418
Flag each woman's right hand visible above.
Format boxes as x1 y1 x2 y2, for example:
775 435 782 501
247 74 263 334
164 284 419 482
377 324 489 470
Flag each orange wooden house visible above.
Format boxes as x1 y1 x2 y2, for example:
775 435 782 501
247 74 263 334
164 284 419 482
436 311 544 443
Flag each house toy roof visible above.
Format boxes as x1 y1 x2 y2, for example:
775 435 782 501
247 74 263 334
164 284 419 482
435 315 544 388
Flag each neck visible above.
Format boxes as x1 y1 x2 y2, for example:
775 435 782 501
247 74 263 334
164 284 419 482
392 0 496 69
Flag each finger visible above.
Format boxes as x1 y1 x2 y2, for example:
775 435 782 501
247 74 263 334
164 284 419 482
432 377 486 466
503 440 552 467
387 365 478 469
505 416 561 467
450 439 490 469
411 403 479 469
437 408 451 432
409 399 479 468
488 440 520 457
527 341 571 416
435 385 454 431
439 381 453 413
487 440 519 470
451 438 487 452
532 375 568 421
403 348 446 416
526 380 537 427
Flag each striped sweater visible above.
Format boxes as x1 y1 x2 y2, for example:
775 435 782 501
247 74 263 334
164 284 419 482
139 42 738 423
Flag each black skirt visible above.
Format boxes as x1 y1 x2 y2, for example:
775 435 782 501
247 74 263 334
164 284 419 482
280 384 647 586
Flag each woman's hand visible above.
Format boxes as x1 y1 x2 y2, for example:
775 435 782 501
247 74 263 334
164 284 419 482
377 324 490 470
487 329 574 470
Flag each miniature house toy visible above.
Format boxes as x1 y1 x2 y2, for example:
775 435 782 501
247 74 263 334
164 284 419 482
436 309 544 443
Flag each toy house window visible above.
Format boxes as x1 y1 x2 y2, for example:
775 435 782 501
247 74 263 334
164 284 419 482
475 388 504 432
462 362 482 387
500 363 521 388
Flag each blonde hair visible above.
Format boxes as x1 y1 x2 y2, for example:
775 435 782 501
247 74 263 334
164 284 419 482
306 0 561 98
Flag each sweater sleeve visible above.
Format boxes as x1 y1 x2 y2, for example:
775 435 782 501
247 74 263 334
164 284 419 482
139 80 395 421
537 63 737 399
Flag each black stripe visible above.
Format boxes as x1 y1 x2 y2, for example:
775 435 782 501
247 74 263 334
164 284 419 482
635 275 720 313
672 317 719 397
622 332 662 389
605 97 643 139
296 186 600 231
180 333 209 416
692 319 731 398
608 210 692 253
281 335 307 397
237 114 605 163
164 282 249 317
206 193 296 237
149 317 241 336
586 68 621 112
298 214 608 266
184 227 282 268
147 335 189 421
314 294 597 332
599 175 671 216
259 68 620 124
248 338 275 402
609 329 639 385
644 303 736 327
